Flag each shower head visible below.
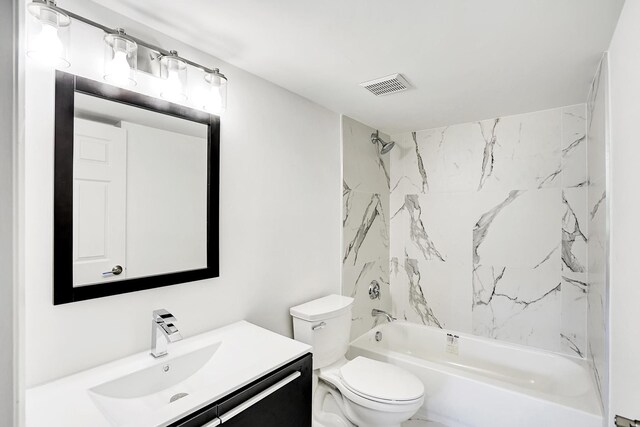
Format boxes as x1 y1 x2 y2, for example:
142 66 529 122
371 130 396 155
379 139 395 154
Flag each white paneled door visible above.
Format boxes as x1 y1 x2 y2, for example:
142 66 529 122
72 118 127 287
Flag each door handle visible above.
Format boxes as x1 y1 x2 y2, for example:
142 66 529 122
102 265 123 276
219 372 301 423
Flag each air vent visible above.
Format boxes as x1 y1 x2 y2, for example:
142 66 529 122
360 73 411 96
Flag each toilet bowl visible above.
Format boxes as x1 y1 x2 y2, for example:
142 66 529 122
290 295 424 427
319 356 424 427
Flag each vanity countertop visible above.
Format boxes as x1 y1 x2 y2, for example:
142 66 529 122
26 321 311 427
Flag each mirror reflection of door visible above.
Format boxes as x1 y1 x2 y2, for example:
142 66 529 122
72 118 127 286
71 93 208 288
120 121 207 279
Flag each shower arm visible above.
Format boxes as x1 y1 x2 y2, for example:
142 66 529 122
371 130 383 144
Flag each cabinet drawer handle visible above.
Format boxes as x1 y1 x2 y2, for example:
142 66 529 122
219 371 301 423
202 418 221 427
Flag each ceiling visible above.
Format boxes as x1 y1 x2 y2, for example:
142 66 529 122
95 0 624 134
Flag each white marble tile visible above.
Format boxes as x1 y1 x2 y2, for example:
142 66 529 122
342 115 391 194
403 419 448 427
385 106 594 356
561 272 587 357
343 190 388 266
562 188 588 273
389 194 446 263
391 124 485 194
389 132 424 196
342 116 392 340
390 254 444 329
587 180 607 400
391 255 472 333
476 109 562 192
472 263 561 351
343 258 391 340
561 104 587 188
391 192 474 265
586 57 608 406
587 60 607 185
473 188 562 269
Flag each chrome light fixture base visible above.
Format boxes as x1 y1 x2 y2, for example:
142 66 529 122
27 0 71 27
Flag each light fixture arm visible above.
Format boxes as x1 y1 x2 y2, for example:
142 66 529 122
30 0 227 79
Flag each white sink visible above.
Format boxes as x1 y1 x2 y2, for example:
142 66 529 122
91 342 221 399
89 342 222 426
26 321 312 427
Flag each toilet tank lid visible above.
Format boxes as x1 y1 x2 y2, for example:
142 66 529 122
290 295 354 321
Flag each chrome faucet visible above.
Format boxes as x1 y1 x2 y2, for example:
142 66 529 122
151 309 182 358
371 309 397 323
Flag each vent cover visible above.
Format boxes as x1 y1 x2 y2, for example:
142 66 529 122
360 73 411 96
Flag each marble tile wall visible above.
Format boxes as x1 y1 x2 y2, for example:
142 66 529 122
342 116 392 339
389 104 589 356
586 55 608 407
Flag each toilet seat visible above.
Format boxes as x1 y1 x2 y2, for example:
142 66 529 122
319 356 424 411
339 357 424 404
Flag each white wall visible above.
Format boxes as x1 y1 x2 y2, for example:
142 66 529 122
24 0 341 387
1 0 16 423
607 0 640 423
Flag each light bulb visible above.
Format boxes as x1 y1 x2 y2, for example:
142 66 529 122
203 74 221 112
103 31 137 87
203 72 227 114
105 50 133 86
161 68 186 102
28 22 68 68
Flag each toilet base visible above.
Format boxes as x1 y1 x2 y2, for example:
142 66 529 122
313 375 355 427
313 370 422 427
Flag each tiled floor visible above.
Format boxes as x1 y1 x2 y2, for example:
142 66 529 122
403 418 449 427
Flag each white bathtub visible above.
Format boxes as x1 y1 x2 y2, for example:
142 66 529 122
347 322 602 427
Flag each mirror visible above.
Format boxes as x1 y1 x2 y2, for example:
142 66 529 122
54 71 219 304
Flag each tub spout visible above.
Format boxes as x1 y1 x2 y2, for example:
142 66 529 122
371 309 396 323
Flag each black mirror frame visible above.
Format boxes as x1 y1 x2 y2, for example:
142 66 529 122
53 71 220 305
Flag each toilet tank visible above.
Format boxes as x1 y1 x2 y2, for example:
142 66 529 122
290 295 354 369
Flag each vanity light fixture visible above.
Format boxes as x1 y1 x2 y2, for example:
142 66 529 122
160 51 188 102
26 0 229 113
26 0 71 68
103 29 137 87
203 69 228 113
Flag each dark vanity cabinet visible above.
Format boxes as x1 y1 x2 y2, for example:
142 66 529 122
169 353 312 427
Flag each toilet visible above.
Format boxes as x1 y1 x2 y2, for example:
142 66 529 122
290 295 424 427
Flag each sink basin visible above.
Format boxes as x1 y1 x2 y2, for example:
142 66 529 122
89 342 221 426
91 342 221 399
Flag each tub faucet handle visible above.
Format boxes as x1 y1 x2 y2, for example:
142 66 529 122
369 280 381 299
